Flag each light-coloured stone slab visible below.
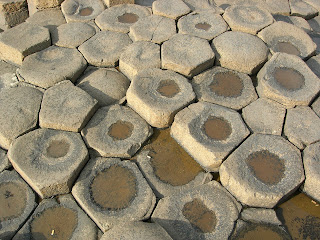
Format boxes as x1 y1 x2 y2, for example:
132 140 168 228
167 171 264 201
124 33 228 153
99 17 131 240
152 0 190 20
27 0 64 15
274 15 312 33
290 0 318 19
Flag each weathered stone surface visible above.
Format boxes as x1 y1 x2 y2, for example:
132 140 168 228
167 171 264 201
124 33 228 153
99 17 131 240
236 0 290 15
81 104 152 158
308 15 320 32
182 0 224 13
27 0 64 15
256 53 320 108
171 102 250 172
152 0 190 20
17 46 87 89
220 134 305 208
312 96 320 117
0 86 42 150
95 4 151 33
0 22 50 66
152 181 241 240
0 170 36 240
78 30 132 67
103 0 135 7
119 41 160 80
289 0 318 19
129 15 176 44
307 54 320 78
192 67 257 110
162 34 215 77
72 158 156 232
212 31 268 75
39 81 98 132
0 0 28 29
0 60 17 75
0 148 10 172
8 128 89 198
240 208 282 225
274 15 312 33
177 10 228 40
0 0 27 13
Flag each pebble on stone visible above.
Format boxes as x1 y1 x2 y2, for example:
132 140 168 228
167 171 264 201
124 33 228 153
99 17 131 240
95 4 151 33
306 54 320 79
72 158 156 232
256 53 320 108
171 102 250 172
152 0 191 20
127 68 195 128
0 148 10 173
289 0 318 20
192 67 257 110
81 104 152 158
103 0 135 7
162 34 215 77
211 31 268 75
274 15 312 33
27 0 64 15
182 0 224 13
8 128 89 198
312 96 320 117
177 10 228 40
219 134 305 208
0 170 37 240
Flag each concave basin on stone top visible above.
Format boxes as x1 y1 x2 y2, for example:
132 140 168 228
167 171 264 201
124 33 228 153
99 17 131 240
195 22 211 31
118 13 139 23
156 79 181 98
80 7 93 16
45 140 70 158
275 42 301 56
273 67 305 91
203 116 232 141
108 120 134 141
209 71 243 98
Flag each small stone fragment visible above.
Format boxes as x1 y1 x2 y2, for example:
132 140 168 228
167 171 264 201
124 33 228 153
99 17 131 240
152 0 190 20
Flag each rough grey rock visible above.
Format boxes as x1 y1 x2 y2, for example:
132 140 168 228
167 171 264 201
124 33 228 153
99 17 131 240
240 208 282 225
0 148 10 172
103 0 135 7
0 60 17 75
182 0 224 13
289 0 318 19
306 54 320 78
312 96 320 117
274 15 312 33
0 0 28 29
308 15 320 32
27 0 64 15
152 0 190 19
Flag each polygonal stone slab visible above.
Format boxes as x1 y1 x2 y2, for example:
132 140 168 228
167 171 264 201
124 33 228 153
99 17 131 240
211 31 268 75
182 0 224 13
256 53 320 108
289 0 318 20
0 22 50 66
162 34 215 77
72 158 156 232
192 67 257 110
95 4 151 33
152 0 190 20
274 15 312 33
258 21 316 59
177 10 228 40
78 31 132 67
27 0 64 15
81 104 152 158
171 102 250 172
119 41 160 80
127 68 195 128
152 181 241 240
0 86 43 150
284 106 320 149
39 81 98 132
306 54 320 79
8 128 89 198
17 46 87 89
0 170 37 240
0 148 10 173
219 134 305 208
129 15 176 44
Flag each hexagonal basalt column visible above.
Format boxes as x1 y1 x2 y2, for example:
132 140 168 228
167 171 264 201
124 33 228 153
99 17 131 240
81 104 152 158
192 67 257 110
256 53 320 108
72 158 156 232
152 0 190 20
127 68 195 128
8 128 89 198
219 134 305 208
171 102 250 172
0 170 36 240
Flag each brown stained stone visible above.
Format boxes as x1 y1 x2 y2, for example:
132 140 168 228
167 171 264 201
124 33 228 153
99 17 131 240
203 116 232 141
274 67 305 91
275 42 301 56
209 72 244 98
30 206 78 240
0 183 26 221
90 165 137 210
235 224 284 240
46 140 70 158
182 198 217 233
118 13 139 24
108 120 134 141
195 22 211 31
156 80 181 98
80 7 94 17
247 150 285 185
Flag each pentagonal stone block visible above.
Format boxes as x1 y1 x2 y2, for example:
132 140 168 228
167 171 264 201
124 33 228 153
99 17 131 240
312 96 320 117
274 15 312 33
81 104 152 158
152 181 241 240
17 46 87 89
192 67 257 110
72 158 156 232
162 34 215 77
212 31 268 75
95 4 151 33
0 170 36 240
0 86 42 150
306 54 320 79
171 102 250 172
61 0 105 23
0 22 51 66
39 81 98 132
127 68 195 128
289 0 317 20
78 31 132 67
8 128 89 198
256 53 320 108
27 0 64 15
182 0 224 13
0 148 10 173
103 0 135 7
129 15 176 44
119 41 160 80
177 10 228 40
0 0 28 29
258 21 316 59
152 0 190 20
219 134 305 208
284 106 320 149
77 67 130 106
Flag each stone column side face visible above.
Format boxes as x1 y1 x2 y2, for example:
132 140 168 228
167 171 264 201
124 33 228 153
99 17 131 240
0 0 29 29
27 0 64 15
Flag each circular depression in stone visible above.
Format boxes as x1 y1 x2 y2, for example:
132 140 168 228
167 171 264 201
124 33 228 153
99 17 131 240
30 206 78 240
209 72 244 97
195 22 211 31
275 42 301 56
247 150 285 185
118 13 139 24
182 198 217 233
46 140 70 158
90 165 137 210
273 67 305 91
203 116 232 141
156 79 181 98
80 7 93 16
108 120 134 140
0 182 26 221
